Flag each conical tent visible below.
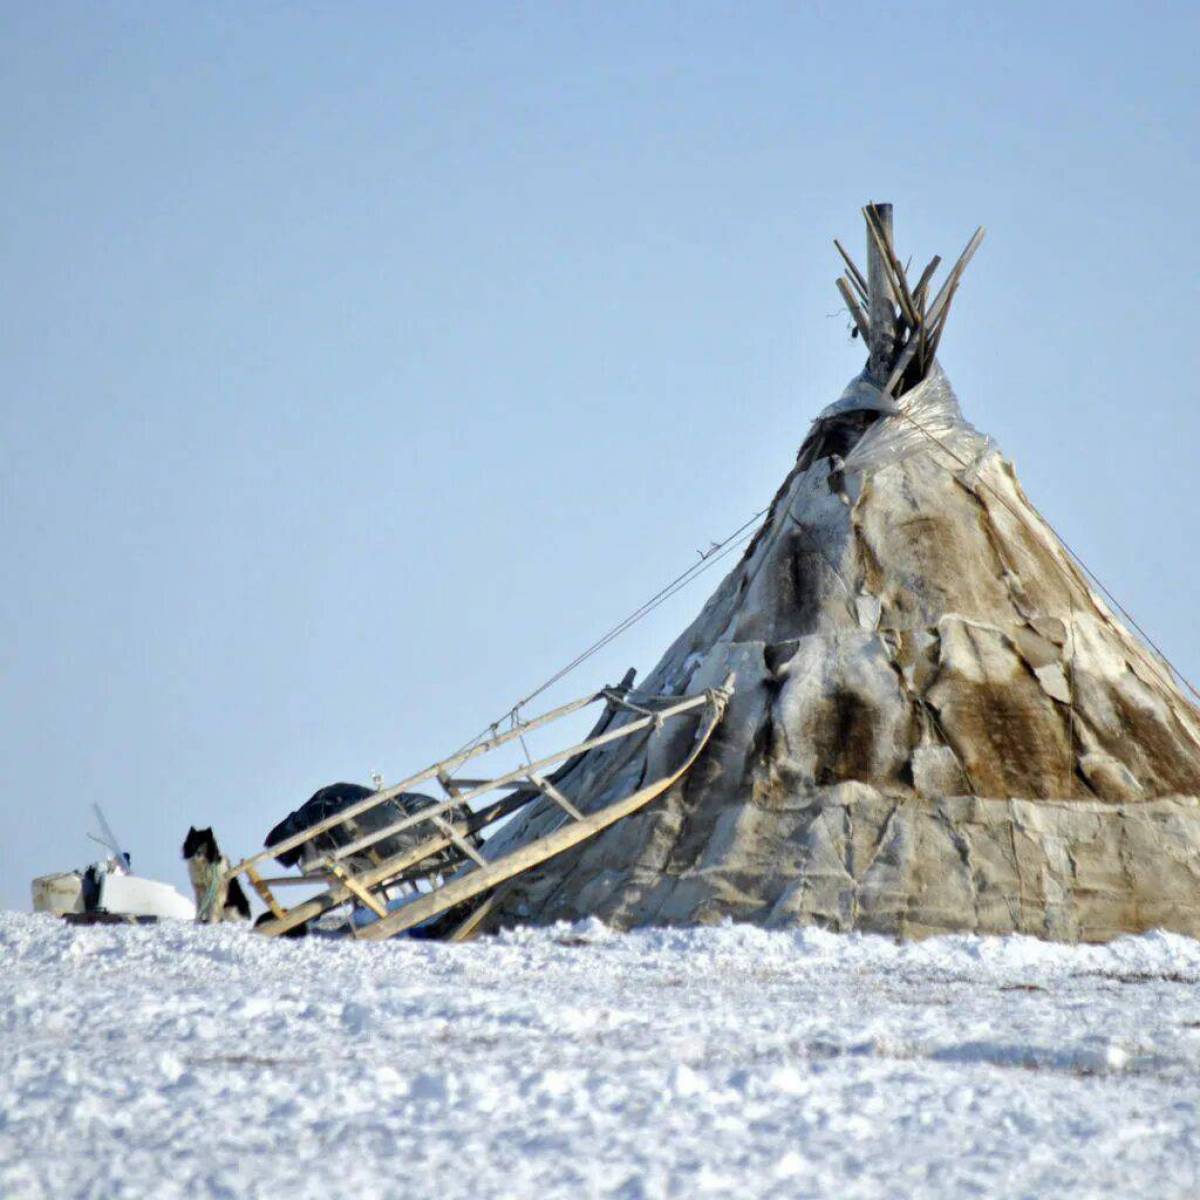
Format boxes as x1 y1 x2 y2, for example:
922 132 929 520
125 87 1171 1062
482 206 1200 942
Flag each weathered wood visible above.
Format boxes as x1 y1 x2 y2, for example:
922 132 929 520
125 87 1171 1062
911 254 941 310
256 874 335 887
526 769 585 821
833 238 869 302
924 287 960 363
245 864 287 919
445 886 510 943
603 686 716 712
253 792 529 937
932 227 986 316
865 202 897 385
257 679 729 941
863 203 919 333
921 226 986 365
883 227 985 394
860 210 907 324
251 679 641 938
911 254 941 372
326 861 388 918
836 276 871 342
235 673 643 881
436 769 464 797
228 687 608 876
355 678 733 941
882 325 925 396
434 771 491 867
430 812 489 868
328 690 713 865
441 778 528 791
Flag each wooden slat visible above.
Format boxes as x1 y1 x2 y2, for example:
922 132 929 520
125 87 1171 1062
445 887 508 943
255 874 334 887
441 778 527 792
930 228 985 316
253 792 531 937
253 671 643 938
326 861 387 918
911 254 941 310
833 238 869 302
836 276 871 342
862 204 905 319
865 202 898 384
883 227 985 395
228 687 606 876
327 691 711 864
526 770 585 821
924 288 960 363
911 255 941 373
863 203 920 332
605 687 670 705
245 864 286 919
355 678 733 942
925 228 984 352
430 812 488 868
434 771 490 867
882 324 925 397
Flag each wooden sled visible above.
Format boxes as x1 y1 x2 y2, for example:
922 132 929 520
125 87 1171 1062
221 673 734 941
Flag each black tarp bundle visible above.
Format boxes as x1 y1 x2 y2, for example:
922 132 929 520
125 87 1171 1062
264 782 478 875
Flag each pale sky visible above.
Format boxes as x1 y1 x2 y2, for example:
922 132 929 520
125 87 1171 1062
3 1 1198 911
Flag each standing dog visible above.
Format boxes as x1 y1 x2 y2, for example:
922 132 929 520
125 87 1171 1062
181 827 251 922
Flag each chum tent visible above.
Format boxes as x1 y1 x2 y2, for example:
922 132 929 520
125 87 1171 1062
231 205 1200 944
476 204 1200 941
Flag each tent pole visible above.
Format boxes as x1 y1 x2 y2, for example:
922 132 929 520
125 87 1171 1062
866 201 896 386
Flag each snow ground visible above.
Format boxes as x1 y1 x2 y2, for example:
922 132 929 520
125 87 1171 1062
2 913 1199 1199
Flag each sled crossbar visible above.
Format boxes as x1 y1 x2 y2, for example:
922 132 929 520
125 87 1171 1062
228 675 733 940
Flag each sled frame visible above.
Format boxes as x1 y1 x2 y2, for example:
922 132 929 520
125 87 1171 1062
224 675 733 940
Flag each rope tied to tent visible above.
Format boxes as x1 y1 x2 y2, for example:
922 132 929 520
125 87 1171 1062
443 504 768 763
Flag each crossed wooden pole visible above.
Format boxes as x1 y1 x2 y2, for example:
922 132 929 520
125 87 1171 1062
835 203 985 397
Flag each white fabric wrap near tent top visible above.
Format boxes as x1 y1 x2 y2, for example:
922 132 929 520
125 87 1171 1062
820 364 991 476
486 368 1200 942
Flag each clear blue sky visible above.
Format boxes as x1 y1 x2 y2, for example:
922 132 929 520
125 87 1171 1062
3 2 1198 911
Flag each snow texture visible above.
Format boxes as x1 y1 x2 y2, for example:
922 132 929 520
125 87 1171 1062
487 367 1200 939
3 912 1200 1199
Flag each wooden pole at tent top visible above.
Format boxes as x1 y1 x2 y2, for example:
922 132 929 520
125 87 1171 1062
866 201 896 386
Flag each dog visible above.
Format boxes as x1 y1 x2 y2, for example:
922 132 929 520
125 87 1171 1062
181 826 251 922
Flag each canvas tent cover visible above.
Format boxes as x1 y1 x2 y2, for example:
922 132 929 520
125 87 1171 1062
482 362 1200 942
